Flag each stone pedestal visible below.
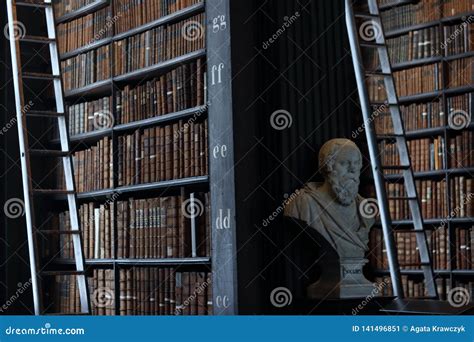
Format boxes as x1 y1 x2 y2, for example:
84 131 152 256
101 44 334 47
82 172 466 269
307 257 378 299
339 258 377 298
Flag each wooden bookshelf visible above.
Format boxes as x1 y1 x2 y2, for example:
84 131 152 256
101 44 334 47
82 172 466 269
369 0 474 299
45 0 216 315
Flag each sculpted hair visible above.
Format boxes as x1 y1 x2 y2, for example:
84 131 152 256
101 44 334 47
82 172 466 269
318 139 362 176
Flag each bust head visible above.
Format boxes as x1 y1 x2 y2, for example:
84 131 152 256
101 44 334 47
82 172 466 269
319 139 362 206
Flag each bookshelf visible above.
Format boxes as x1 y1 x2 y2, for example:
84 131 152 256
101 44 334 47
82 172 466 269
41 0 226 315
368 0 474 299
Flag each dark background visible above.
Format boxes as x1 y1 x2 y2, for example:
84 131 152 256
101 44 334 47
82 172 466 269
0 0 363 314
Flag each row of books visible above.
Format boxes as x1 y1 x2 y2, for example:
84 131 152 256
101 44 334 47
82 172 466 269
373 100 444 133
387 27 441 64
113 13 205 75
53 0 97 18
67 96 112 136
57 7 113 54
387 176 473 220
449 176 474 218
373 276 457 301
52 270 115 315
116 59 206 124
60 13 205 91
54 202 115 260
441 0 474 17
374 93 473 133
113 0 203 34
367 63 442 101
447 57 474 89
65 59 205 136
448 130 474 168
379 136 446 173
61 45 111 91
117 120 208 186
456 226 474 269
380 0 441 32
370 227 448 270
57 137 114 193
116 194 211 259
118 268 213 315
444 22 474 56
387 180 444 220
380 132 474 172
393 63 442 97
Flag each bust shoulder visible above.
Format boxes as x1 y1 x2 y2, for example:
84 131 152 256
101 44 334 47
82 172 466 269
284 183 325 220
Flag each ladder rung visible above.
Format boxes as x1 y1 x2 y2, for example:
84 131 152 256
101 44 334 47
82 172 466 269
30 149 70 157
377 134 404 140
41 270 85 276
387 196 417 201
354 13 381 20
26 110 65 118
37 230 80 235
381 165 410 170
20 36 53 44
399 262 431 267
32 189 75 195
360 42 385 48
366 71 392 77
15 1 51 8
22 72 59 80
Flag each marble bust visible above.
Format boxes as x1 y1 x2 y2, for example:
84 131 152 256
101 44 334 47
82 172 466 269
284 138 377 299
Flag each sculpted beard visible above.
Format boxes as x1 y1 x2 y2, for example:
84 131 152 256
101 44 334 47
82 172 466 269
327 170 360 206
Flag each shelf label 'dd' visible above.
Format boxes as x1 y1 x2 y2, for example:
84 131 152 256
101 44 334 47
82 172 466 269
215 209 231 230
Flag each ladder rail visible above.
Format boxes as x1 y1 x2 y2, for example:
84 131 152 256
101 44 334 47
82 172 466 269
345 0 404 298
44 0 91 314
366 0 438 298
6 0 42 315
